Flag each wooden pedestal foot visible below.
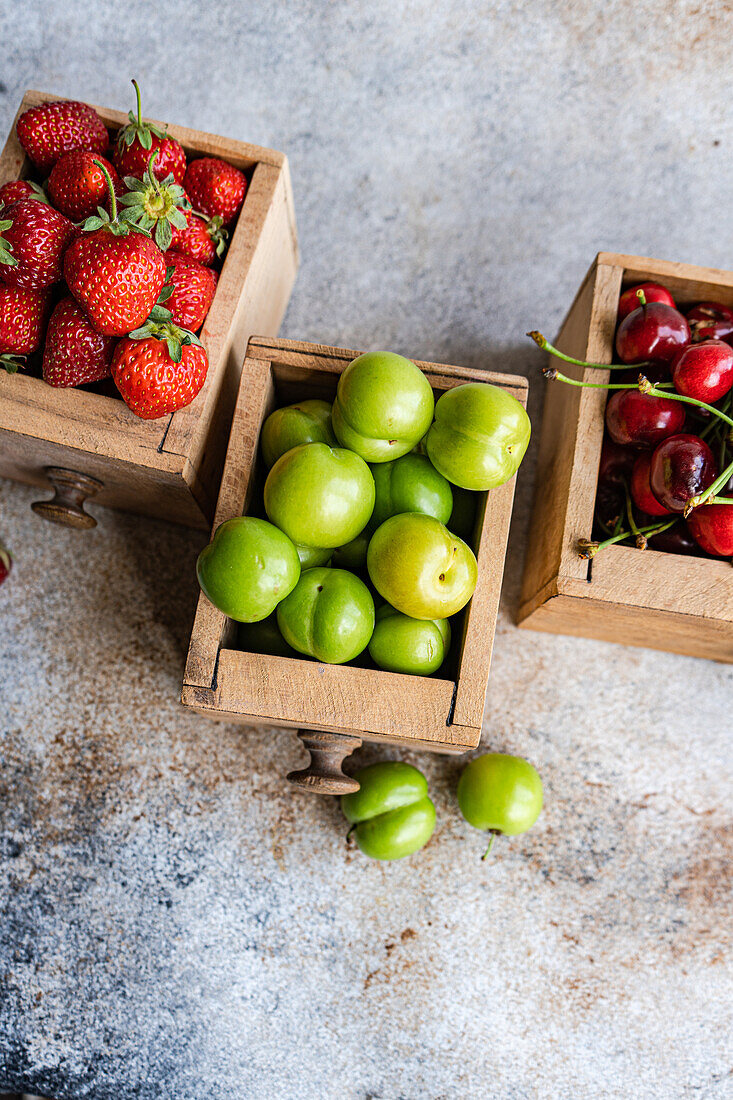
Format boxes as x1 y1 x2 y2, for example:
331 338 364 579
287 730 362 795
31 466 104 529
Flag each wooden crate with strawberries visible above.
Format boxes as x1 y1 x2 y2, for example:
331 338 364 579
182 337 529 791
519 252 733 663
0 87 298 529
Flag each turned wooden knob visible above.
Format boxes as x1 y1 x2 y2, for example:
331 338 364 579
287 730 362 795
31 466 104 529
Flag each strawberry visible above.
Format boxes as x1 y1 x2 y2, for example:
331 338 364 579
161 250 217 330
171 210 227 266
0 542 11 586
182 158 247 226
16 99 108 174
112 81 186 185
0 180 49 206
0 284 50 371
111 306 208 419
42 296 115 387
117 151 190 250
0 200 75 289
63 161 166 337
48 149 122 222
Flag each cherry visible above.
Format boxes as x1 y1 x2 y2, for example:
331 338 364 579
687 503 733 557
598 434 636 487
670 339 733 404
630 452 670 516
687 301 733 344
649 433 717 513
617 283 675 322
605 389 686 447
616 301 690 364
647 522 704 556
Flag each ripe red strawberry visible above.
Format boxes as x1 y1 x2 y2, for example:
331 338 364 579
0 542 11 586
112 81 186 184
0 180 49 206
161 250 218 330
183 158 247 225
116 152 190 250
42 296 115 387
16 99 108 174
63 161 166 337
0 284 50 371
170 210 227 266
0 201 75 289
111 307 208 419
48 149 122 222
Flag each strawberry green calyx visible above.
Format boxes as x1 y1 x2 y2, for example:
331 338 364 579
0 218 17 268
117 79 168 154
128 305 203 364
205 214 228 258
80 160 151 238
118 151 190 250
0 353 25 374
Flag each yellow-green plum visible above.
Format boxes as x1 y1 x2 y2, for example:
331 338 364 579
260 399 336 467
196 516 300 622
264 442 375 549
237 613 294 657
296 544 332 569
341 761 436 860
332 351 434 462
368 604 451 675
426 382 531 490
276 567 375 664
369 453 452 530
367 512 477 619
331 532 369 570
457 753 543 858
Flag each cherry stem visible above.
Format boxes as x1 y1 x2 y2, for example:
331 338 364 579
544 368 639 391
642 378 733 431
710 496 733 505
481 831 499 861
624 480 647 548
94 159 118 223
579 517 678 558
685 457 733 514
636 289 647 307
528 331 652 372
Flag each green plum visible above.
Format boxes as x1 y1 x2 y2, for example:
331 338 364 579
237 614 294 657
457 753 543 858
368 604 451 675
296 544 332 569
426 382 531 490
276 567 375 664
369 453 453 530
260 399 336 467
196 517 300 622
264 442 375 549
367 512 477 619
341 761 436 860
331 532 369 570
332 351 435 462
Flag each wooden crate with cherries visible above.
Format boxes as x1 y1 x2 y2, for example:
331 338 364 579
519 252 733 663
0 88 298 529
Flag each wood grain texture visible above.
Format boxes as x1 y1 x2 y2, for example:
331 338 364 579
0 89 298 528
519 252 733 662
182 338 529 751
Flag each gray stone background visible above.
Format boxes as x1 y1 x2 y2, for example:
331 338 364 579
1 1 731 1098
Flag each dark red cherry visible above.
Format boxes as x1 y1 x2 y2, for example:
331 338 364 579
616 302 690 364
670 339 733 404
648 522 705 556
617 283 675 322
598 434 636 488
630 452 670 516
687 503 733 556
687 302 733 344
605 389 686 446
649 434 717 513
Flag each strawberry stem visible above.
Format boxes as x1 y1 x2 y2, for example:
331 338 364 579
94 159 118 223
132 79 143 128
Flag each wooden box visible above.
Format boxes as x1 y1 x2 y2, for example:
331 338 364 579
519 252 733 663
183 337 528 759
0 90 299 529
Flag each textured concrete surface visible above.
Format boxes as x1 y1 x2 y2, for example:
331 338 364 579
1 2 732 1098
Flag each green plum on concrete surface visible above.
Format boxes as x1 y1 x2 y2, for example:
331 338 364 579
197 517 300 622
296 544 332 569
368 604 451 676
264 442 375 549
370 453 453 530
367 512 477 619
331 532 369 570
341 761 436 860
332 351 435 462
276 567 375 664
457 752 543 859
260 399 336 467
426 382 531 490
237 614 294 658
